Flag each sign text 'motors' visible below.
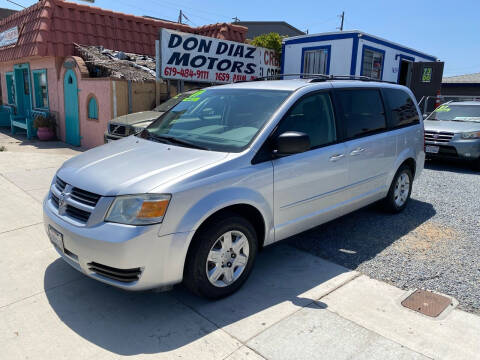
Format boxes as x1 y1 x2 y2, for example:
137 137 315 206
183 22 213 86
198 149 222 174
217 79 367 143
160 29 280 83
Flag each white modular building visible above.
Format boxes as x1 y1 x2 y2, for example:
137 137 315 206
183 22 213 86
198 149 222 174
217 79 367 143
281 30 438 85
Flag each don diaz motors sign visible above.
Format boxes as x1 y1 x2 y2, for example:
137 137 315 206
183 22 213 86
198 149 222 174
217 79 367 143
160 29 280 83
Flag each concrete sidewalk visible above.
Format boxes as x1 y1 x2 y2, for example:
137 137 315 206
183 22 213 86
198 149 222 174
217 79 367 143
1 131 479 360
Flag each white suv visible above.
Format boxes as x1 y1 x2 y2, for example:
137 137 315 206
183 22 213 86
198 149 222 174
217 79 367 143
43 79 424 298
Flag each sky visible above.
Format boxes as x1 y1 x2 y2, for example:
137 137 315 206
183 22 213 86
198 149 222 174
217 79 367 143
2 0 479 76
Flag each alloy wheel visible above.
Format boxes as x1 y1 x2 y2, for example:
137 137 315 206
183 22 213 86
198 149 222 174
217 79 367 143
206 230 250 288
394 172 410 207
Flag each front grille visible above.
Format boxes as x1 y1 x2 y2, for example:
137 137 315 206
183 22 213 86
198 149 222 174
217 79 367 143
51 193 59 208
51 177 102 224
109 123 128 136
88 262 142 283
66 205 91 223
70 187 101 207
55 177 66 192
424 130 455 144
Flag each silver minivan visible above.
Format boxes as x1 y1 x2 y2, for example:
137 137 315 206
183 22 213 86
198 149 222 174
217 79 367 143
43 79 424 298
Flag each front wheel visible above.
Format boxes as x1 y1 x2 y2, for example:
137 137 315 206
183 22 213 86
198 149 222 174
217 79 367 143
382 165 413 213
183 214 258 299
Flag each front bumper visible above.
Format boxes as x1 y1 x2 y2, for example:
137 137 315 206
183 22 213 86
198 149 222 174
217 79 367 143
425 138 480 161
43 198 193 290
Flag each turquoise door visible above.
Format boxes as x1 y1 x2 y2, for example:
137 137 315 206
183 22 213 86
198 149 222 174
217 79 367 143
64 70 80 146
13 65 32 118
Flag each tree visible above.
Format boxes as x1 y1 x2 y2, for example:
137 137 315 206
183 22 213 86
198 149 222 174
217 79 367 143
251 32 284 56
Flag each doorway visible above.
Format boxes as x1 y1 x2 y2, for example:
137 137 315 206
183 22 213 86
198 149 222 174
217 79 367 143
13 64 32 119
64 69 80 146
398 59 413 86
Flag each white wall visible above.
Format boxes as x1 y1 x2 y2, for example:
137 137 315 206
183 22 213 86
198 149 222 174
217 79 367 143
283 35 435 82
283 38 353 77
355 38 434 82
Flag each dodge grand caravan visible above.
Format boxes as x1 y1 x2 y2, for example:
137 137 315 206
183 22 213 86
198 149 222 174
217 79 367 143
43 79 424 298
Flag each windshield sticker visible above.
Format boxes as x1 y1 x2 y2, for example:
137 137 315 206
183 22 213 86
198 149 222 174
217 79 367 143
435 105 451 112
182 89 206 102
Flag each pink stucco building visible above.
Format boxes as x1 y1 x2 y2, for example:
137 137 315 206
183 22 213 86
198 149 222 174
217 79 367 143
0 0 246 148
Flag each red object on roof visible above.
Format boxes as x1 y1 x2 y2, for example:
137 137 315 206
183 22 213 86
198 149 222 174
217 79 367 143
0 0 247 62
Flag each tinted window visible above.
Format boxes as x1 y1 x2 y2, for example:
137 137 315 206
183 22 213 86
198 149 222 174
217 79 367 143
336 89 386 139
383 88 419 128
276 92 336 148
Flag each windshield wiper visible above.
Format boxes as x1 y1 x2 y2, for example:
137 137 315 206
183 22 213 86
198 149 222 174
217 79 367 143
151 134 208 150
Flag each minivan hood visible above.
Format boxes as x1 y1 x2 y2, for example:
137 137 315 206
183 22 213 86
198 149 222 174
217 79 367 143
111 111 162 126
57 136 228 196
424 119 480 133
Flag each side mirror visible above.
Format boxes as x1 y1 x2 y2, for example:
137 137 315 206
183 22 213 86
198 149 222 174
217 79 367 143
274 131 310 156
423 113 429 120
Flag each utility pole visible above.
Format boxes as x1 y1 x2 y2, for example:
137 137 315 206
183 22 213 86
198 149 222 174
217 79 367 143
232 16 240 23
337 11 345 31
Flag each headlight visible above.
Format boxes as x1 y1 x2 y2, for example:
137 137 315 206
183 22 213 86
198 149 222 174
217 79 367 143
105 194 171 225
461 131 480 139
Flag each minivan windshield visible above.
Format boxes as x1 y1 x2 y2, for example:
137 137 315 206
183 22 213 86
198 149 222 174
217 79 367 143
144 89 292 152
153 91 195 112
427 104 480 123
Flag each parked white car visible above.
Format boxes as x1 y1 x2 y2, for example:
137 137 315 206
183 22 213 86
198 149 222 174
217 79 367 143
43 78 424 298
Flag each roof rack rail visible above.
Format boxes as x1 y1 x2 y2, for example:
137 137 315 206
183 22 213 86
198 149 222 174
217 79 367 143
308 75 397 84
235 73 396 84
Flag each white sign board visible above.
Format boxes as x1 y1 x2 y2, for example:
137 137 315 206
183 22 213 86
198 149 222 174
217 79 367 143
0 26 18 47
160 29 280 83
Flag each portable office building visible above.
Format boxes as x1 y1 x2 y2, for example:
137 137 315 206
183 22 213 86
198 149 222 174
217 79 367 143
282 30 443 98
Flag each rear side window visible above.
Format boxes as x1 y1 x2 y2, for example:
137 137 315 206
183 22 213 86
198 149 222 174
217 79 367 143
336 89 387 139
383 88 419 128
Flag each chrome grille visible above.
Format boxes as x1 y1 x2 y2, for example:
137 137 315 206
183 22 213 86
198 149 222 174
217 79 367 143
66 205 91 223
50 177 101 224
424 131 455 144
70 187 101 207
55 177 66 192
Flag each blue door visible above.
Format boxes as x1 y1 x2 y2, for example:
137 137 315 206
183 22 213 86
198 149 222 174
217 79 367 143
13 65 32 118
64 70 80 146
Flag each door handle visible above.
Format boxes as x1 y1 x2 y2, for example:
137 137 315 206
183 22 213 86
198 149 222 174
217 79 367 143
350 147 366 156
329 154 345 162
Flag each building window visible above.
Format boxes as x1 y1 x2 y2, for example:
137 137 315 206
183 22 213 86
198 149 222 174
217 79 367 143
361 46 385 80
302 46 330 75
32 69 49 109
88 96 98 120
5 72 15 104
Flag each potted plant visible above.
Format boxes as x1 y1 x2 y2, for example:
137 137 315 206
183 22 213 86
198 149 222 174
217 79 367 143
33 114 56 141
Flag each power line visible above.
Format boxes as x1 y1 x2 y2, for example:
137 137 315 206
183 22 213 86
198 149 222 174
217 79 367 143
5 0 26 9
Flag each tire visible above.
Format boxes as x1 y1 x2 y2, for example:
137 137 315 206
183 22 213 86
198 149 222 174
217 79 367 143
382 165 413 213
183 213 258 299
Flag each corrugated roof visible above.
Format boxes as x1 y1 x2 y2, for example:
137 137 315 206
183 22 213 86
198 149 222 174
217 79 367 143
443 73 480 84
0 0 247 62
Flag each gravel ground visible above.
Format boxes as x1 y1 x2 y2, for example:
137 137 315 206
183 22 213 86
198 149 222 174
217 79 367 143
289 160 480 314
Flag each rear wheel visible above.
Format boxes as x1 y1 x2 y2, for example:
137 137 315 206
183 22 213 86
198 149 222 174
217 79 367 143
183 213 258 299
382 165 413 213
